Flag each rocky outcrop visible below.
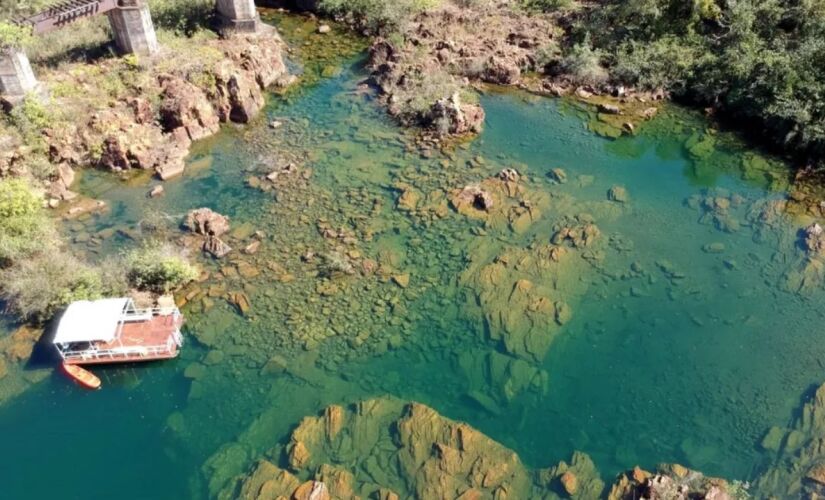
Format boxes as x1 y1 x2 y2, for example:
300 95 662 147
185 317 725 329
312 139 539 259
159 76 221 141
222 399 603 499
39 33 293 185
185 208 230 237
428 92 485 136
609 464 735 500
365 4 557 136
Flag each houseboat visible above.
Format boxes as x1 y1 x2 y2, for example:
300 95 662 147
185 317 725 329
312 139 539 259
53 298 184 365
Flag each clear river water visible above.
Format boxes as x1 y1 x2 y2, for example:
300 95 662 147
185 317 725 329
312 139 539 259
0 13 824 500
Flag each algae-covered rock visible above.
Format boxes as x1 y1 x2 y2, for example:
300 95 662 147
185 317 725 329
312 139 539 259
607 185 629 204
536 451 604 499
754 382 825 498
224 398 587 499
449 174 550 236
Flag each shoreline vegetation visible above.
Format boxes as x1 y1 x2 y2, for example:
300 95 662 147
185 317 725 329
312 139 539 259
0 1 825 499
0 0 293 325
300 0 824 174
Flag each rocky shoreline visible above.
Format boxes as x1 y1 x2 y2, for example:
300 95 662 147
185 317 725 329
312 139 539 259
317 1 665 141
3 7 825 500
1 31 294 211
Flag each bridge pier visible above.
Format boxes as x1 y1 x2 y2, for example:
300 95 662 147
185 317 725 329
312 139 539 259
108 0 159 56
0 48 39 105
216 0 261 33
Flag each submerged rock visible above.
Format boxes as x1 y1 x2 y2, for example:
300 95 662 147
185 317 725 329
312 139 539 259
754 381 825 498
548 167 567 184
451 184 495 215
222 399 597 499
204 235 233 259
607 185 630 203
498 168 520 183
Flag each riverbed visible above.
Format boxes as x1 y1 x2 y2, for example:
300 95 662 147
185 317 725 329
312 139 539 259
0 12 822 499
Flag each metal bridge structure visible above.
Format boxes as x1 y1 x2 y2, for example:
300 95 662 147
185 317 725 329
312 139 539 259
14 0 121 35
0 0 259 104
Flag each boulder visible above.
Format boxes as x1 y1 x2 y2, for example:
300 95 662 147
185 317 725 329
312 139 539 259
498 168 520 182
608 185 629 203
204 235 232 258
452 185 494 213
482 56 521 84
185 208 230 236
429 92 485 136
598 103 622 115
158 75 220 141
548 168 567 184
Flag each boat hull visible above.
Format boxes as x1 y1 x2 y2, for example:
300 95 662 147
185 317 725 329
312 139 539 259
62 350 180 365
61 363 102 390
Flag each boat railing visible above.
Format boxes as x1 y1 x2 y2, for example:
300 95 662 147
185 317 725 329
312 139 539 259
61 342 177 362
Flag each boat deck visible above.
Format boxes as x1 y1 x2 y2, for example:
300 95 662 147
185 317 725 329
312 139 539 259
65 314 183 365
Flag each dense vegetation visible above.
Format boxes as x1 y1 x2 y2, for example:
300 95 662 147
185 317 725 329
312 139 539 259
124 243 199 294
316 0 824 167
0 177 198 321
546 0 825 166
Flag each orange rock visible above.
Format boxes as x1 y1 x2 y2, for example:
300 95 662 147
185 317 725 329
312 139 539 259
325 405 344 441
631 466 650 483
288 441 310 470
456 488 483 500
292 480 329 500
806 464 825 485
560 471 578 495
670 464 689 478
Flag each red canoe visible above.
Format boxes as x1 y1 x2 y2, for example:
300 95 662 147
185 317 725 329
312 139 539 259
61 363 101 390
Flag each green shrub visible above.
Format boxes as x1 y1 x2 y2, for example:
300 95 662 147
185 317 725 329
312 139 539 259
318 0 442 32
0 178 57 264
561 38 608 86
125 242 198 293
0 20 33 49
534 41 562 71
613 36 703 90
1 251 105 321
149 0 214 36
582 0 825 165
0 177 40 217
7 94 53 148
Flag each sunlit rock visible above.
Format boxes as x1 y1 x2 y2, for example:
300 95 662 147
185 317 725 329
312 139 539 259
223 398 593 499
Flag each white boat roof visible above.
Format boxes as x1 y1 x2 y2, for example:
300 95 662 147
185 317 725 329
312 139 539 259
53 298 131 344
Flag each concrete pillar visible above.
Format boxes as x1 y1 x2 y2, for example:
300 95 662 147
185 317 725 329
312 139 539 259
216 0 260 33
108 0 159 56
0 48 38 104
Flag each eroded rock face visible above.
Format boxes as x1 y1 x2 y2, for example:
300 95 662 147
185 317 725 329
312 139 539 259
43 34 292 181
159 76 221 141
223 399 602 499
609 464 734 500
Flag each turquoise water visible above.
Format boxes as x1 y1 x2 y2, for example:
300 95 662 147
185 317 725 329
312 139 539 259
1 19 824 498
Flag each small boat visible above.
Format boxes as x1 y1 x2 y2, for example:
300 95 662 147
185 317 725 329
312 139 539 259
61 362 101 390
